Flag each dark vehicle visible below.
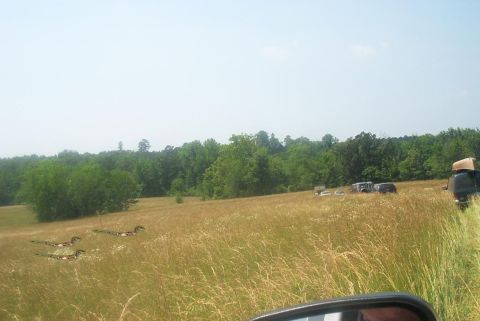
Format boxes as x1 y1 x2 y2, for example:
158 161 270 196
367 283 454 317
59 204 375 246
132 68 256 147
446 158 480 208
447 170 480 207
374 183 397 194
250 292 438 321
350 181 374 193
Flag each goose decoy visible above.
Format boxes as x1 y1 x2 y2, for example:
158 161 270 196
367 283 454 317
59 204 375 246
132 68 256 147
35 250 86 260
93 225 145 237
30 236 81 247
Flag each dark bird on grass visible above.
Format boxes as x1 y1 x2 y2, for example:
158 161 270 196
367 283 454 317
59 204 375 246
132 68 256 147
93 225 145 237
30 236 81 247
35 250 86 260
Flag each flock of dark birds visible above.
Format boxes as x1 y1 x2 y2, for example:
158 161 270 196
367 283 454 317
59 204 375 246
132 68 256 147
31 225 145 260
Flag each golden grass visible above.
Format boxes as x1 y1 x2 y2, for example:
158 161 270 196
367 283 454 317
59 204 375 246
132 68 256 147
0 180 479 321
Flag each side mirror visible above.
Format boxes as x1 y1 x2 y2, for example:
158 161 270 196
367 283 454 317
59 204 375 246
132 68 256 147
249 292 438 321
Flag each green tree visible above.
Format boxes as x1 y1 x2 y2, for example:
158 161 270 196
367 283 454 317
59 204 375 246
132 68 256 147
283 139 321 190
68 163 108 216
255 130 270 150
177 140 219 194
19 160 72 221
269 133 285 154
57 150 85 166
135 156 162 196
398 148 427 180
202 134 279 198
20 160 139 221
317 150 343 186
321 134 338 149
138 139 151 152
0 155 44 205
170 177 185 195
103 169 140 212
334 132 383 183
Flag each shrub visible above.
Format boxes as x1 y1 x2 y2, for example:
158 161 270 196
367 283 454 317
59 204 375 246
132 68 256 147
175 194 184 204
20 160 140 221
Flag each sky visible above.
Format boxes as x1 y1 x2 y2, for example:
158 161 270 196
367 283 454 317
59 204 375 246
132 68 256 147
0 0 479 157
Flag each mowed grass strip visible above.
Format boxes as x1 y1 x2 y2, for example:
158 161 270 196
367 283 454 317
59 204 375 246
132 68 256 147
0 205 37 230
0 180 479 321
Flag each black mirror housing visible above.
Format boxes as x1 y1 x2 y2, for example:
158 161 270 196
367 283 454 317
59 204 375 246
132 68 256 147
249 292 438 321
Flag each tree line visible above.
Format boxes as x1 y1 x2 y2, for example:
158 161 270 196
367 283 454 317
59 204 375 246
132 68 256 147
0 128 479 221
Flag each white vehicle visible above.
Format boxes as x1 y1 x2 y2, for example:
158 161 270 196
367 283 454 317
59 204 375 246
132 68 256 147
314 185 326 195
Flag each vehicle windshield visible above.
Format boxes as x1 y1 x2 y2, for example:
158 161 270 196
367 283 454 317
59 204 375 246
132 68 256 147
452 172 478 192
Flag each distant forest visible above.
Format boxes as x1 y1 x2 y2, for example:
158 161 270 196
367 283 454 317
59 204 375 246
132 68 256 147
0 127 479 211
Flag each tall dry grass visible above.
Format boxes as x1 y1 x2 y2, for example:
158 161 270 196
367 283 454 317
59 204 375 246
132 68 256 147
0 181 479 321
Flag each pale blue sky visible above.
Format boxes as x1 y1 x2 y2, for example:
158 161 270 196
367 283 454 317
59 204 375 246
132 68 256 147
1 1 479 157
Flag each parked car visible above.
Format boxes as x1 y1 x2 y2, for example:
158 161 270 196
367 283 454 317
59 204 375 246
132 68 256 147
446 157 480 208
334 189 345 196
350 182 374 193
320 190 331 196
374 183 397 194
314 185 326 196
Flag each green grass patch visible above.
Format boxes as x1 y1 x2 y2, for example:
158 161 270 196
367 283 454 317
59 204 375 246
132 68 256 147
0 205 37 228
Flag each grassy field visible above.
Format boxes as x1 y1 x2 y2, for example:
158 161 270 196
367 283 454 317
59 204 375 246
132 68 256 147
0 180 479 321
0 205 37 229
